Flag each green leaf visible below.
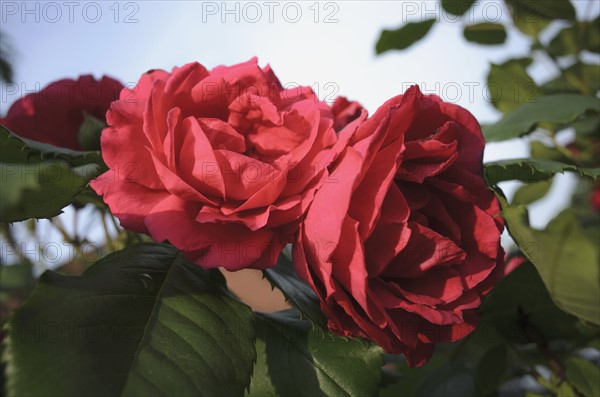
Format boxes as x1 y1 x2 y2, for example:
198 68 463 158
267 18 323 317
2 243 257 397
501 206 600 326
505 0 551 37
479 262 580 344
263 247 327 328
487 59 540 113
530 141 571 162
483 94 600 142
376 19 435 54
475 343 508 395
505 0 576 21
548 25 580 56
584 16 600 53
463 23 507 45
414 362 474 397
78 112 106 151
247 311 383 397
484 158 599 184
441 0 476 16
542 63 600 95
0 124 104 167
566 357 600 397
0 162 88 222
512 179 553 205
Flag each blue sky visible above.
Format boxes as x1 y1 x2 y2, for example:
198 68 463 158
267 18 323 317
1 0 598 259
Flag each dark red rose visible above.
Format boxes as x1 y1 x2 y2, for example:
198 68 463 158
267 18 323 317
91 58 339 270
294 86 505 367
330 97 363 132
0 75 123 150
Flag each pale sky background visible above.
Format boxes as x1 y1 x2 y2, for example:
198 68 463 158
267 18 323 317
1 0 598 267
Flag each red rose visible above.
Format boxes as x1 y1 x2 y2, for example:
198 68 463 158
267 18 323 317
91 58 339 270
294 86 505 367
0 75 123 150
330 97 363 132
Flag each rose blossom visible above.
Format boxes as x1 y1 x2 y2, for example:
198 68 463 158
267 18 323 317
294 86 505 367
92 58 340 270
0 75 123 150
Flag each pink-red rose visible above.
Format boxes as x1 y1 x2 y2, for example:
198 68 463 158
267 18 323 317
91 58 339 270
294 86 505 367
0 75 123 150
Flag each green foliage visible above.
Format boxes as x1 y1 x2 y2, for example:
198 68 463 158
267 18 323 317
0 125 105 221
78 112 106 151
375 19 435 54
485 158 600 184
247 311 383 397
483 95 599 142
501 204 600 326
565 356 600 397
263 247 327 328
512 179 554 205
2 244 257 397
463 23 507 45
440 0 476 16
487 58 540 113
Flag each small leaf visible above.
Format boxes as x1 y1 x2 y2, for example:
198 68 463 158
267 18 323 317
566 356 600 397
78 112 106 151
512 179 553 205
501 206 600 326
487 59 540 113
475 343 508 395
484 158 599 184
2 243 257 397
463 23 507 45
483 94 600 142
263 248 327 328
441 0 476 16
376 19 435 54
247 311 383 397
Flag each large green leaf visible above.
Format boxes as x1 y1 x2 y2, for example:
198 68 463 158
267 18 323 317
479 262 580 344
487 59 539 113
0 162 88 222
501 205 600 326
2 243 256 397
484 158 600 184
375 19 435 54
463 23 507 45
441 0 476 16
263 247 327 328
565 356 600 397
413 362 474 397
247 311 383 397
483 95 600 142
0 125 104 167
